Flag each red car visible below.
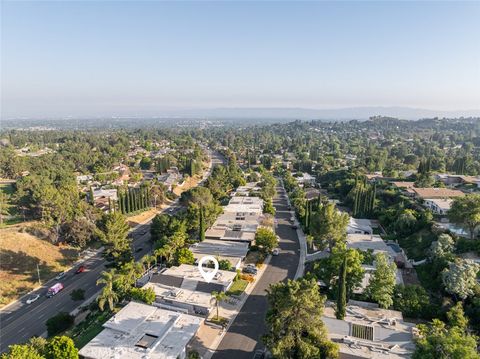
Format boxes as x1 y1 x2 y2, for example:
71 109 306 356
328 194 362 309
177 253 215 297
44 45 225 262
75 265 86 274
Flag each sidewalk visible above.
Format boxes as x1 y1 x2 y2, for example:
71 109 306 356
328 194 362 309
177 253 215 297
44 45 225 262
282 181 306 280
189 256 272 359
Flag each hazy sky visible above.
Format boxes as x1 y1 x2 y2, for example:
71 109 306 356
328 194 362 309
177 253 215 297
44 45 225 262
1 1 479 118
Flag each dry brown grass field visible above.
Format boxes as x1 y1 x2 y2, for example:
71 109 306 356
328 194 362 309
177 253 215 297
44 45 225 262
0 225 78 307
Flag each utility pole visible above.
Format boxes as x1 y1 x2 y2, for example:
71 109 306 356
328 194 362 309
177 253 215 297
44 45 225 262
36 263 41 285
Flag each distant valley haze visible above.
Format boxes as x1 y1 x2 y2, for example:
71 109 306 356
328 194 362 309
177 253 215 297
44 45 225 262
3 106 480 122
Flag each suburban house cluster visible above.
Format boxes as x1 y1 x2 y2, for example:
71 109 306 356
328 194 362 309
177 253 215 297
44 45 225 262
142 182 265 316
74 139 189 213
78 181 268 358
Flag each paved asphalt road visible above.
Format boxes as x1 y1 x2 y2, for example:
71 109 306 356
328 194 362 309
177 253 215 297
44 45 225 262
0 149 226 352
212 182 300 359
0 221 155 351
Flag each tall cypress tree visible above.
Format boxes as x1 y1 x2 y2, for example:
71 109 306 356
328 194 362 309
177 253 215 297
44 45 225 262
128 188 134 213
135 188 140 211
125 190 130 213
89 187 95 205
304 200 309 230
370 183 377 215
336 254 347 320
199 206 205 241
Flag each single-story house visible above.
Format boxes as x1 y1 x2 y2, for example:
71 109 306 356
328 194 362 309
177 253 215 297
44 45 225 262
411 187 464 199
347 218 373 235
79 301 202 359
323 302 415 359
189 240 249 270
423 198 453 215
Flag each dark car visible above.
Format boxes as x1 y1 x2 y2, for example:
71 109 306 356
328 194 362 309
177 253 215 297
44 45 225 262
243 266 258 275
75 265 86 274
135 247 144 253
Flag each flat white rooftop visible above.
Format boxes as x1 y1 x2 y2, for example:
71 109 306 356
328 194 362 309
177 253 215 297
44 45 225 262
190 239 248 258
162 264 236 288
224 196 264 215
144 282 212 310
189 240 248 267
232 182 262 196
79 301 202 359
324 303 415 359
347 234 397 259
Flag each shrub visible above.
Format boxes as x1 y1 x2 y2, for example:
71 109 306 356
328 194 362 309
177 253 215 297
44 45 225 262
393 284 433 319
129 287 156 305
45 336 78 359
455 238 480 254
187 351 201 359
218 259 231 271
46 312 75 337
70 289 85 301
240 274 255 283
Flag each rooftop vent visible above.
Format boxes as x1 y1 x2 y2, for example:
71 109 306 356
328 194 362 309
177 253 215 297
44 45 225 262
135 333 158 349
351 323 374 341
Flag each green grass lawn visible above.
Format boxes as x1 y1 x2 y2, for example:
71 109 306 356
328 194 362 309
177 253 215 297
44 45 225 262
227 279 249 296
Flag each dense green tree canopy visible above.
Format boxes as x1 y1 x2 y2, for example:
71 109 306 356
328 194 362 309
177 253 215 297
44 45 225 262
263 278 339 359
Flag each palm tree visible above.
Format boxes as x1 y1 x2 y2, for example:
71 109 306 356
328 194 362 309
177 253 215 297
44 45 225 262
154 245 175 266
96 269 119 311
141 254 156 271
211 291 227 321
121 261 143 289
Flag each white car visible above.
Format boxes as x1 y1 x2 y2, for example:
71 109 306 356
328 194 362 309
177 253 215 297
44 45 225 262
55 272 66 280
26 294 40 304
272 249 280 256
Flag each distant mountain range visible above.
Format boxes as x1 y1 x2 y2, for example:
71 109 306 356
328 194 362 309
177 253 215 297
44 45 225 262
173 106 480 121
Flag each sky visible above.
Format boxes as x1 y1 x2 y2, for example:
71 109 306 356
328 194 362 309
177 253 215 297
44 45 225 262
1 1 480 118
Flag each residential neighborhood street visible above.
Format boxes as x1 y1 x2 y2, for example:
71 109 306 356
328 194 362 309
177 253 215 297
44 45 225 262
211 183 300 359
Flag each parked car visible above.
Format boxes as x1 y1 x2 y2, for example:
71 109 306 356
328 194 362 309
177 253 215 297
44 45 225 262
291 224 298 230
135 246 144 253
26 294 40 304
243 266 258 275
55 272 66 280
75 265 86 274
272 248 280 256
